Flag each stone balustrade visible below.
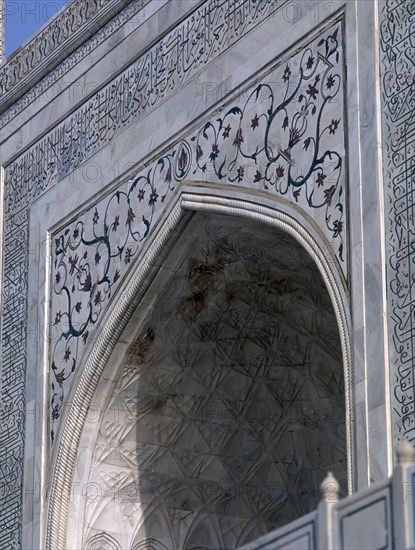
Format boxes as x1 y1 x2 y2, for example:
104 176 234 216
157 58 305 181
240 441 415 550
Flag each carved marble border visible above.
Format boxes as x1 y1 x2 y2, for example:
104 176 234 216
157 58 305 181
0 4 347 545
5 0 288 212
0 3 289 543
380 0 415 443
0 0 156 128
0 0 139 113
46 190 354 549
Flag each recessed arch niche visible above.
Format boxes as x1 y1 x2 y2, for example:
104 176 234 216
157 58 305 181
75 212 347 549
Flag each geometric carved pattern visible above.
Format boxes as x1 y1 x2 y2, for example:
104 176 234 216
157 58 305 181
50 20 347 443
85 532 121 549
0 2 347 546
380 0 415 442
81 214 346 549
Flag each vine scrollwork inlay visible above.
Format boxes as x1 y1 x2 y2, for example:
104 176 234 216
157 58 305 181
50 19 347 443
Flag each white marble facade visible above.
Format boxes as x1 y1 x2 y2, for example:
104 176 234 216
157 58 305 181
0 0 408 548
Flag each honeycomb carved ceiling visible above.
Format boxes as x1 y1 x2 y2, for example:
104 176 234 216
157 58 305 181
84 214 346 549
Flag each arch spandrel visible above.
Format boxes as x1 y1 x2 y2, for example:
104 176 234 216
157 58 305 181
49 16 348 447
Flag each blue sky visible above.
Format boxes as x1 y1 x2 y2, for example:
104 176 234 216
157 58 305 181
4 1 68 58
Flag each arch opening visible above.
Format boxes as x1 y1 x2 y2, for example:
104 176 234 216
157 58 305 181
80 213 347 549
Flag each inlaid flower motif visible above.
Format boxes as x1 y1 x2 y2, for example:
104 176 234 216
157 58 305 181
233 128 244 147
289 128 301 147
282 116 289 130
283 64 291 82
82 273 92 291
55 369 65 386
210 144 219 161
94 291 102 306
251 114 259 129
306 81 319 100
254 170 262 183
237 166 244 182
178 147 188 172
68 255 78 275
306 55 315 69
222 124 231 139
329 119 340 135
126 207 135 226
125 247 133 264
149 189 159 206
316 173 326 187
324 185 336 205
333 220 343 237
276 165 285 180
326 75 335 90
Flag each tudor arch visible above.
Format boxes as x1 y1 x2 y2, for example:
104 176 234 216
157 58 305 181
65 212 349 549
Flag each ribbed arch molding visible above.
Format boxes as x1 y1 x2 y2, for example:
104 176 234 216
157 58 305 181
46 188 353 549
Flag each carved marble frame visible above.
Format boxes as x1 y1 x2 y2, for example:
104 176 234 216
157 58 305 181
45 186 354 549
2 0 393 545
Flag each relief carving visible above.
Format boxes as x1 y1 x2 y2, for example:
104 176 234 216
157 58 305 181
0 4 347 546
81 214 346 548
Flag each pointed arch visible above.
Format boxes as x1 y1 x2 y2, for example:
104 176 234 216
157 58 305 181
85 532 121 549
46 188 354 549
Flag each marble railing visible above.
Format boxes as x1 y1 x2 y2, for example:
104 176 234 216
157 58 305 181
240 441 415 550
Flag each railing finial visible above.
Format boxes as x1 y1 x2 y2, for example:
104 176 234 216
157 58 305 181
397 439 414 464
320 471 340 503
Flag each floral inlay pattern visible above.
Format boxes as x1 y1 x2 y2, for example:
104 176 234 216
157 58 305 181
50 20 347 442
191 26 345 259
51 153 178 440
